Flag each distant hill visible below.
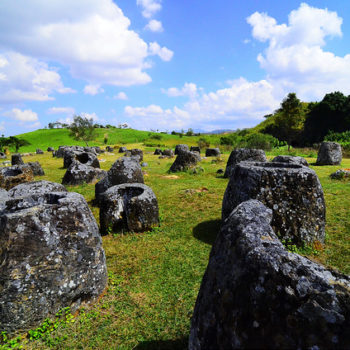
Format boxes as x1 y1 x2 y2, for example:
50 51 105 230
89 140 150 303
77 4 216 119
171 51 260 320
13 127 224 153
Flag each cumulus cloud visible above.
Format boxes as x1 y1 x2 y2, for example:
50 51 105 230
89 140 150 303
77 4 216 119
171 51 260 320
247 2 350 99
3 108 38 122
137 0 162 19
114 92 128 100
162 82 198 99
0 52 74 103
0 0 172 88
81 112 99 121
47 106 75 115
148 42 173 61
126 78 279 131
83 84 104 95
145 19 163 32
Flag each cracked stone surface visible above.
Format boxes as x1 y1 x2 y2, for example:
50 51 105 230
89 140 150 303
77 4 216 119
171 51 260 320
62 162 106 186
169 151 201 172
0 165 34 190
99 183 159 234
189 200 350 350
272 155 309 167
222 161 325 246
316 142 342 165
175 144 189 155
224 148 266 178
95 157 144 200
0 191 107 332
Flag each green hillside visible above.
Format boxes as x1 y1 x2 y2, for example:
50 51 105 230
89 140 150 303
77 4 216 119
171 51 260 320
13 128 223 153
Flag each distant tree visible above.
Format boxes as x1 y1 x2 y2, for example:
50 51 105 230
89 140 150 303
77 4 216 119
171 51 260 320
68 115 97 146
274 93 303 151
186 128 194 136
7 136 31 152
0 136 10 152
303 91 350 144
48 122 54 129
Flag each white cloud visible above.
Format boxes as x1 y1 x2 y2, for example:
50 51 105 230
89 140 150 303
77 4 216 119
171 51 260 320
47 107 75 115
81 112 99 122
0 0 172 88
145 19 163 32
137 0 162 19
162 82 198 99
83 84 104 95
148 42 173 61
0 52 74 103
125 78 279 131
247 3 350 100
114 92 128 100
3 108 38 122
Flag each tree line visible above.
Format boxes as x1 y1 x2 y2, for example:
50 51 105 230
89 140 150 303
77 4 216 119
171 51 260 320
261 91 350 149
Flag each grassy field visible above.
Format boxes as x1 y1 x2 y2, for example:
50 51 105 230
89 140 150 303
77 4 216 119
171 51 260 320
13 128 222 154
1 145 349 349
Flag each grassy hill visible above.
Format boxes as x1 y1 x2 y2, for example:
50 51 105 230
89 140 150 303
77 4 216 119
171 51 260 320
14 128 223 153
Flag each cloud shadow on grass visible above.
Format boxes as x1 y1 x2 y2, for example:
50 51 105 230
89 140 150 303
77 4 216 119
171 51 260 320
192 219 222 245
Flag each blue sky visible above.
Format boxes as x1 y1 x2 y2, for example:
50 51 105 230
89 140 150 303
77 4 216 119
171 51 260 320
1 0 350 136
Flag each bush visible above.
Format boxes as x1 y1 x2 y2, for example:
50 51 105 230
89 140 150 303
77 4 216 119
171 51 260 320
148 134 163 140
198 137 210 149
324 130 350 143
244 133 282 151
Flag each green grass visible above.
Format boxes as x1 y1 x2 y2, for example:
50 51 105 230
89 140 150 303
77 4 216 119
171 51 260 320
12 128 223 154
1 146 349 349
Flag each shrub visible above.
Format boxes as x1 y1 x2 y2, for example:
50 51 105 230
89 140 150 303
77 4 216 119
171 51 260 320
198 137 210 149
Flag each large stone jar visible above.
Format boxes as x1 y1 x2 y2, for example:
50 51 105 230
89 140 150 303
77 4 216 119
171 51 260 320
222 161 325 246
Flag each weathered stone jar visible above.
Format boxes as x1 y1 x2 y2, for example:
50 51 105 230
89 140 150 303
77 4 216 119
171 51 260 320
99 183 159 234
222 161 325 246
0 191 108 332
316 141 342 165
189 200 350 350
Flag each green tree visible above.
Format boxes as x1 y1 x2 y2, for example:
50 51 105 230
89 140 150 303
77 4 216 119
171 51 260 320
68 115 97 146
7 136 31 152
275 93 303 151
303 91 350 144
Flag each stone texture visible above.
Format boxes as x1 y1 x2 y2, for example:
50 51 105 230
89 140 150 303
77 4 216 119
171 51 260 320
190 146 201 153
222 162 325 246
0 188 9 210
224 148 267 178
119 146 127 153
175 144 189 155
106 146 114 152
205 148 220 157
189 200 350 350
27 161 45 176
162 149 174 157
11 154 24 166
154 148 162 155
8 180 67 198
0 165 34 190
0 152 7 159
272 155 309 167
62 162 106 186
0 191 107 332
36 149 44 155
95 157 144 200
63 151 100 169
99 183 159 234
47 147 54 152
316 142 342 165
169 150 201 172
125 148 143 161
